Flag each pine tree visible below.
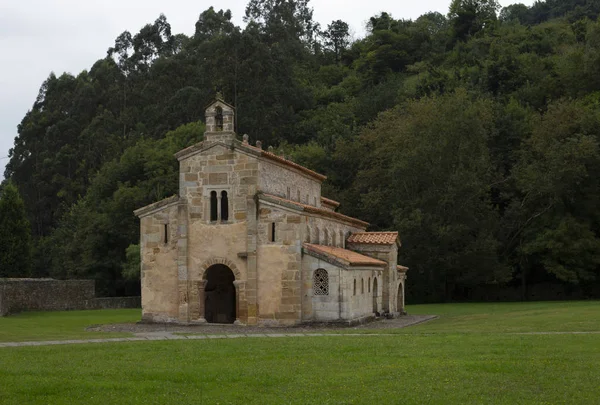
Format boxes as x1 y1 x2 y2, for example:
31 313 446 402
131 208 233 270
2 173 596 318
0 182 32 277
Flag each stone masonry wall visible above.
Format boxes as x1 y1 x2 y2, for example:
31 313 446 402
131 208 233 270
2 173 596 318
259 160 322 207
341 268 383 320
257 203 304 325
301 256 341 321
347 243 398 313
0 279 140 316
180 144 257 324
140 203 180 323
258 199 367 324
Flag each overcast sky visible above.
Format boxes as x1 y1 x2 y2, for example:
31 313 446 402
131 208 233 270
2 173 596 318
0 0 535 179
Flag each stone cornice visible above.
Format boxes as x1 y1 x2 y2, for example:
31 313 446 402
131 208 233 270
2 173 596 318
134 195 180 218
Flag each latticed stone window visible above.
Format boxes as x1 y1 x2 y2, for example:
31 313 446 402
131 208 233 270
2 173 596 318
313 269 329 296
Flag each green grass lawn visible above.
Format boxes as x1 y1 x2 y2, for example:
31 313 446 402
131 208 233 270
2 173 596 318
404 300 600 334
0 302 599 404
0 309 140 342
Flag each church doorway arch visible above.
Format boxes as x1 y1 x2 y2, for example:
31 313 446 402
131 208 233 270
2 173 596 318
372 278 378 314
204 264 236 324
397 282 404 314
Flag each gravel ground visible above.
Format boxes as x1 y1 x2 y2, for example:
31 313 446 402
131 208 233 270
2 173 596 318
88 315 437 335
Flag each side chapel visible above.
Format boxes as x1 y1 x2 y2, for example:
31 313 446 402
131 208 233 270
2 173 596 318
134 97 408 325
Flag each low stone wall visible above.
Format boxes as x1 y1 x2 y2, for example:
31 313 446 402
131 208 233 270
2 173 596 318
0 278 140 316
83 297 141 310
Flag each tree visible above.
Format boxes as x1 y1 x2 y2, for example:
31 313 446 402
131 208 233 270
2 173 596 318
499 3 530 23
508 100 600 289
0 183 32 277
342 89 510 302
322 20 350 62
449 0 500 40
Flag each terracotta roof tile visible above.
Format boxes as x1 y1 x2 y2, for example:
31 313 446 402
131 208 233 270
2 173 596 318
260 194 369 228
397 265 409 272
321 196 341 208
303 244 387 267
347 232 399 245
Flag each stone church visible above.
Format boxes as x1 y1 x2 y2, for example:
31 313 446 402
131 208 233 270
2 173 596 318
134 97 408 326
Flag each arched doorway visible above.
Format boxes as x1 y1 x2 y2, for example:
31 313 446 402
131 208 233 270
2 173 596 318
372 278 378 314
204 264 236 323
397 282 404 314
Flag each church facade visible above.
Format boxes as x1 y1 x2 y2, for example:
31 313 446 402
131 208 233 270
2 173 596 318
134 98 408 326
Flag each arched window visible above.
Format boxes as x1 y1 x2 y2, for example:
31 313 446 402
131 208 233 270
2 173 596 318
353 279 357 296
332 231 337 247
314 227 320 244
368 277 371 293
324 229 329 246
215 106 223 131
361 278 364 294
313 269 329 296
210 191 218 221
221 191 229 221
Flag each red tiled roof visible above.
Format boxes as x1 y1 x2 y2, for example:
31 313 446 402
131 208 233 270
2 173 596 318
397 265 409 272
303 244 387 267
347 232 399 245
321 196 341 208
260 194 369 228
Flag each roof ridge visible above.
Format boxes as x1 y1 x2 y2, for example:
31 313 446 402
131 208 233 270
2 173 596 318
347 231 400 246
260 193 368 228
303 243 387 268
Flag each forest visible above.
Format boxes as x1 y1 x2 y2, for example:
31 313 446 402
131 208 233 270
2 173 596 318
2 0 600 302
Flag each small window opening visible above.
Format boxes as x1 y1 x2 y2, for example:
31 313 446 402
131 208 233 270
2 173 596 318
221 191 229 221
210 191 218 221
314 269 329 296
164 224 168 244
324 229 329 246
306 194 309 204
361 279 364 294
314 197 317 206
269 222 276 242
215 106 223 131
368 278 371 293
297 189 301 202
353 279 357 296
332 231 337 247
287 187 291 199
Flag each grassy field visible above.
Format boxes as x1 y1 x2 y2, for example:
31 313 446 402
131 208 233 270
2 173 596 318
394 300 600 334
0 309 139 342
0 302 599 404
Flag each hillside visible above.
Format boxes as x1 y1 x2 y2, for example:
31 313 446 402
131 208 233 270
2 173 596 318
4 0 600 300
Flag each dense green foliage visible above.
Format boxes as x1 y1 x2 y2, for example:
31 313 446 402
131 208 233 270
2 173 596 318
1 303 600 404
0 182 32 277
5 0 600 300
